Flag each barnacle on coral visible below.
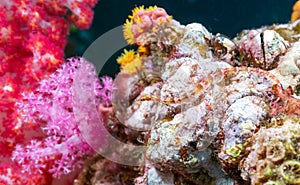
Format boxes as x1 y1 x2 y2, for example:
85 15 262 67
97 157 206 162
225 144 244 159
279 160 300 184
285 138 298 155
237 29 288 70
241 117 300 184
266 141 285 163
254 160 275 183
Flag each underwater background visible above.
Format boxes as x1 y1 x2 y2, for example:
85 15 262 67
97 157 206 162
67 0 295 77
2 1 300 184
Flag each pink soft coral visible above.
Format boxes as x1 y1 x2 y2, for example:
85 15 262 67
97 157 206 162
12 57 113 178
0 162 50 185
0 0 99 159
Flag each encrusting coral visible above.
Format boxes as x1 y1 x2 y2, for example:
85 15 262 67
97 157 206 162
241 116 300 184
75 4 300 185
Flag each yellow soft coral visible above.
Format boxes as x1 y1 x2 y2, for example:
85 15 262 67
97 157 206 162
117 49 142 73
138 45 149 55
128 6 158 21
291 0 300 22
117 49 135 66
128 6 145 20
123 6 145 45
122 59 142 74
123 19 136 45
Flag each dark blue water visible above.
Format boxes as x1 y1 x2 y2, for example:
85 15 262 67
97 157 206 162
67 0 295 77
92 0 293 38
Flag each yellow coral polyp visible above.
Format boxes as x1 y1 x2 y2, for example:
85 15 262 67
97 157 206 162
122 59 142 74
129 6 145 20
123 19 136 45
117 49 142 74
129 5 158 19
138 45 149 55
147 5 158 11
117 49 136 66
124 5 165 45
292 0 300 22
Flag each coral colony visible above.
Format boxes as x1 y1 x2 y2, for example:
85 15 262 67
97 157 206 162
1 1 300 185
0 0 105 184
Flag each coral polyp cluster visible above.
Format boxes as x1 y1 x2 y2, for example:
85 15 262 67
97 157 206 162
75 5 300 185
117 49 142 73
123 5 172 45
241 116 300 184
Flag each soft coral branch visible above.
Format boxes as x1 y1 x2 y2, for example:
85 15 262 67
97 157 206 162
13 57 113 178
0 0 99 158
0 0 99 183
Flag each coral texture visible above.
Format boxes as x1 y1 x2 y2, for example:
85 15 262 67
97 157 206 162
241 116 300 184
2 2 300 185
76 5 300 185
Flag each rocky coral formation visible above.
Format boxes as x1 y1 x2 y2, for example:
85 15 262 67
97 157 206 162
241 116 300 184
76 6 300 185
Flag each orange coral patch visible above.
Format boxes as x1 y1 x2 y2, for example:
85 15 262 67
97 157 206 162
291 0 300 22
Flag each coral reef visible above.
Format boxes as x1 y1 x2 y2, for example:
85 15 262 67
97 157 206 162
76 5 300 185
0 0 99 184
1 1 300 184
